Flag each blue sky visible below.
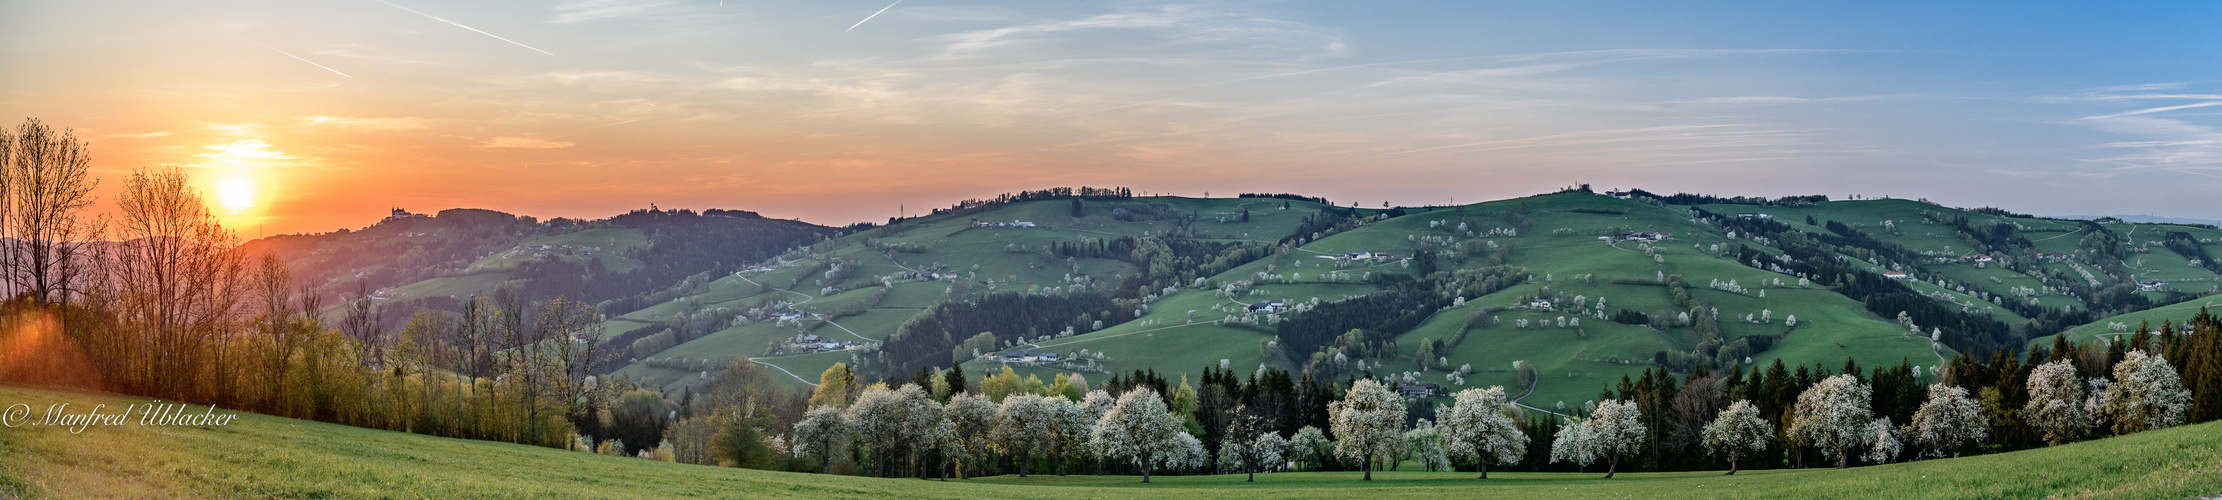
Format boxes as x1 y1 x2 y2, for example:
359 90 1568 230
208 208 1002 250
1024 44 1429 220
1 0 2216 232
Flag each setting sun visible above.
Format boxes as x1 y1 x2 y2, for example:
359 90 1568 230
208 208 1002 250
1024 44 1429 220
217 177 256 211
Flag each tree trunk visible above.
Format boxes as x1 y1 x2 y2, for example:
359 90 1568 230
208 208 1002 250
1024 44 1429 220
1019 450 1030 477
1603 453 1618 479
1480 460 1489 479
821 438 833 474
1725 456 1737 475
1363 452 1373 481
1837 446 1848 469
1142 458 1152 483
1247 465 1255 482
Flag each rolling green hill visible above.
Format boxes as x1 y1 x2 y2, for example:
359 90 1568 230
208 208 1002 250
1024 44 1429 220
2040 296 2222 346
266 189 2221 408
3 383 2213 499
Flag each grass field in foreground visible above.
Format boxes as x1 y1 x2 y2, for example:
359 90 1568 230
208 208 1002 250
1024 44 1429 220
2 384 2216 499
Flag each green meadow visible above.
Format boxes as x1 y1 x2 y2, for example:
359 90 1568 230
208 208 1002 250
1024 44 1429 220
2 384 2213 499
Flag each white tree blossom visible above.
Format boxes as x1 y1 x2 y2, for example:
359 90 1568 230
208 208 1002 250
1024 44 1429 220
900 387 946 478
1438 386 1528 478
1217 405 1286 482
1171 431 1207 472
944 393 998 479
1700 400 1772 474
1549 419 1596 469
2024 360 2089 446
1090 388 1188 483
1402 419 1452 472
1908 384 1987 458
792 405 852 474
847 384 929 477
1328 379 1408 481
1286 425 1335 470
1789 374 1873 468
2102 350 2192 434
991 394 1059 477
1044 397 1091 476
1863 417 1901 464
1582 400 1646 478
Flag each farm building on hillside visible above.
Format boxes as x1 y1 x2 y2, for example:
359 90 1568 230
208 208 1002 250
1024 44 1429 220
2139 280 2168 291
1530 299 1553 310
1736 213 1774 220
1399 384 1441 398
1883 271 1909 279
1341 251 1386 261
1248 300 1288 313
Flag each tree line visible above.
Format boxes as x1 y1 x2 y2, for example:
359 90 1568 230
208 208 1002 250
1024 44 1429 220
643 305 2206 483
0 119 635 451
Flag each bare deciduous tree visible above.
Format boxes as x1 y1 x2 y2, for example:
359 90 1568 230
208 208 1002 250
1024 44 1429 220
3 118 103 306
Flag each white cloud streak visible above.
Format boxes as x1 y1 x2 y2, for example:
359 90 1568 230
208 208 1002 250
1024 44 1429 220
372 0 555 55
848 0 903 31
242 38 353 79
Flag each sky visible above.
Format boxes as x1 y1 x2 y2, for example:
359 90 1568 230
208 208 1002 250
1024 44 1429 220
2 0 2219 235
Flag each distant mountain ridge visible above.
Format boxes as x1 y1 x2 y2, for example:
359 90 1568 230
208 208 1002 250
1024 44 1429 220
2047 214 2222 226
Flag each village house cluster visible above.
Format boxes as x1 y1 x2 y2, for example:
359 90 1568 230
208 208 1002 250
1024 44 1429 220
972 219 1036 228
796 334 859 353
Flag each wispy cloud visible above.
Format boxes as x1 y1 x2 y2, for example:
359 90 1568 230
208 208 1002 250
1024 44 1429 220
2087 101 2222 120
478 136 575 149
1670 94 1933 105
931 4 1343 60
106 131 170 139
2058 84 2222 177
550 0 683 24
301 116 429 131
372 0 555 55
242 38 353 79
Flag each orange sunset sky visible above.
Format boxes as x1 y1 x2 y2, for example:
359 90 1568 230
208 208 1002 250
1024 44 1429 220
4 1 2218 235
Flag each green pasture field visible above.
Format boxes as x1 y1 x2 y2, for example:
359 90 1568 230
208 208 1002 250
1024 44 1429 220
461 227 647 274
387 272 513 301
2040 296 2222 346
2 383 2213 499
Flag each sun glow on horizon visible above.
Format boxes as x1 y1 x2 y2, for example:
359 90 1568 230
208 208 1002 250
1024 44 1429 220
217 177 256 211
187 127 290 228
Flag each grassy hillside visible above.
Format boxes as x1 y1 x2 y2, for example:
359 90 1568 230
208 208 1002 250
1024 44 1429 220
644 193 1985 402
303 191 2215 404
2042 296 2222 345
3 383 2215 499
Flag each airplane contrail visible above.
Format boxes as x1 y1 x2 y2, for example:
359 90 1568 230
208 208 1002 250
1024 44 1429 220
847 0 903 31
242 38 353 79
371 0 554 55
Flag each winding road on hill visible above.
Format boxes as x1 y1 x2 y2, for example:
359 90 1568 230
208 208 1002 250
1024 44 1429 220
748 358 819 386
